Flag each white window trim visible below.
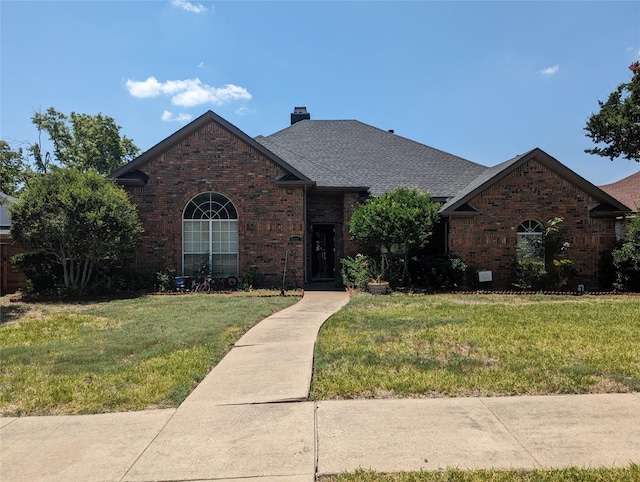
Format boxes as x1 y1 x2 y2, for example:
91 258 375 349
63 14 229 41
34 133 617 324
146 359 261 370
182 193 239 277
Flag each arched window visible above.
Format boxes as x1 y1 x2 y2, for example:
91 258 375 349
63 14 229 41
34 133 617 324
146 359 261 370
516 219 544 262
183 193 238 277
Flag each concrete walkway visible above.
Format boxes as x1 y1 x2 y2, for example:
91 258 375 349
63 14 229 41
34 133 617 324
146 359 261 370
1 290 640 481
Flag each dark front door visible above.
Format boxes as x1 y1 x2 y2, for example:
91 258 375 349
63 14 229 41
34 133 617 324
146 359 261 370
311 224 336 280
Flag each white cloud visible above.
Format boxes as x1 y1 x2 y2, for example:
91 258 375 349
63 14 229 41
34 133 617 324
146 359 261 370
235 105 252 116
126 77 252 107
171 0 207 14
161 110 193 123
538 65 560 76
126 77 163 98
197 61 204 68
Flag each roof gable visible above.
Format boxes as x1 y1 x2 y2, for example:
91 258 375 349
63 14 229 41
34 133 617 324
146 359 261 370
255 119 487 198
110 110 312 184
439 148 631 215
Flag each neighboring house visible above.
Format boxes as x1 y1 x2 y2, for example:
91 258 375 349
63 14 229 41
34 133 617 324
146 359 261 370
111 108 629 290
599 171 640 213
599 171 640 243
0 193 27 295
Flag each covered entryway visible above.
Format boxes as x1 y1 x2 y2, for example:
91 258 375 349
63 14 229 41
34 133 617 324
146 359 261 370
310 224 336 280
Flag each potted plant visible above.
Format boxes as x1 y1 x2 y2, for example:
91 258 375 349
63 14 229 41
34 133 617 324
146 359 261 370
367 257 390 295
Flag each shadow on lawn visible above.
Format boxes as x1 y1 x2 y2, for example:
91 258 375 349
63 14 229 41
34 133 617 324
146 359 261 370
0 304 29 324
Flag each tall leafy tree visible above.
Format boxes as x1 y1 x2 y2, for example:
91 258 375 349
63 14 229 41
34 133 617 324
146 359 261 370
30 107 139 174
0 140 28 196
584 63 640 162
349 186 440 283
9 167 143 293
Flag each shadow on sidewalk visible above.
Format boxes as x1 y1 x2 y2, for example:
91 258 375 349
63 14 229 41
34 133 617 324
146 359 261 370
303 281 346 292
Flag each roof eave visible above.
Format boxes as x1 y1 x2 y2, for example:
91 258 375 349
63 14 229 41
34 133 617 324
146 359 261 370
441 210 481 217
114 178 147 187
275 180 316 188
589 210 630 218
312 185 371 193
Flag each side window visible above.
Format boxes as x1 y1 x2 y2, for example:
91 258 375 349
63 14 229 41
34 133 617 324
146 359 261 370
516 220 544 262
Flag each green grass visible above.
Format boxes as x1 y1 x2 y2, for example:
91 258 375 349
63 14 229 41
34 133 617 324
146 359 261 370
311 293 640 400
0 292 299 415
319 466 640 481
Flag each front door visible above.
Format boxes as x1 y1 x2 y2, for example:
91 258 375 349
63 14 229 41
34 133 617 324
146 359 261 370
311 224 336 280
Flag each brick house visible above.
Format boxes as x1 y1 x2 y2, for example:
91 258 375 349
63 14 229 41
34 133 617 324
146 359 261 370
111 108 629 289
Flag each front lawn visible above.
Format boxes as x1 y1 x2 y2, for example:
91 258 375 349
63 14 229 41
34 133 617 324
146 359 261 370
0 293 299 415
311 293 640 399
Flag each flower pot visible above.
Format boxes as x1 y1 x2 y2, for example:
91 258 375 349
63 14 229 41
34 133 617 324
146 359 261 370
368 281 390 295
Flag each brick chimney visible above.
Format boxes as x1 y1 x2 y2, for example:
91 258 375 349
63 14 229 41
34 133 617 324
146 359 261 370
291 107 310 125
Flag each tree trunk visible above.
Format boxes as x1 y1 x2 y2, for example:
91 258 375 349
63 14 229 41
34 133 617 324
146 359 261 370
59 246 71 287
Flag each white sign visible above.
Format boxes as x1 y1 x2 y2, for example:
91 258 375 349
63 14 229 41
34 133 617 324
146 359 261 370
478 270 493 282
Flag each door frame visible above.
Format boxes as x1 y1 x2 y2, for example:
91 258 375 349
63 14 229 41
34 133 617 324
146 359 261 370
309 223 336 280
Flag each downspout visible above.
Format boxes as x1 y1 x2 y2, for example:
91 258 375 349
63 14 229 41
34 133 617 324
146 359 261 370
303 183 308 285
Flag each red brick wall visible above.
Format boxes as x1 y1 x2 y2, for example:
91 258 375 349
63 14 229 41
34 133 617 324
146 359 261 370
448 158 618 289
123 120 305 288
342 192 367 257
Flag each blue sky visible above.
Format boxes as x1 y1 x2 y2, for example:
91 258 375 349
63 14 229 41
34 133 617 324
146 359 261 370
2 0 639 185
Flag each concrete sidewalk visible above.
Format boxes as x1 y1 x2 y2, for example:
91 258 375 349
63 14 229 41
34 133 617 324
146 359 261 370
1 290 640 482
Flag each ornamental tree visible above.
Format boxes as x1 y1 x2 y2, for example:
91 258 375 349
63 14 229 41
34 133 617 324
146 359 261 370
349 186 440 284
584 63 640 162
9 167 143 293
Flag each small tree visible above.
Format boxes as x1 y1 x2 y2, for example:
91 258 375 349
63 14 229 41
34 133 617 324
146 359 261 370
612 215 640 291
348 186 440 284
584 63 640 163
9 167 143 294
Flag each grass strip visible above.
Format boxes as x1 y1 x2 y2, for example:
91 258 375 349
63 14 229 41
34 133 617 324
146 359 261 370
319 465 640 481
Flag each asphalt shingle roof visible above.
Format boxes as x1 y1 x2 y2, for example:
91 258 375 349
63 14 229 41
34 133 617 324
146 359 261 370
255 120 487 198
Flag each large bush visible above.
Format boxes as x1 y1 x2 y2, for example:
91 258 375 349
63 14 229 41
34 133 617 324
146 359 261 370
612 215 640 291
407 253 468 291
10 167 143 294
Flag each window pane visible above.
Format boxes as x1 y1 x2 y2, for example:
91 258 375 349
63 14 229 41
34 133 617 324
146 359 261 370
183 221 209 253
517 234 543 261
184 254 210 277
212 254 238 277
